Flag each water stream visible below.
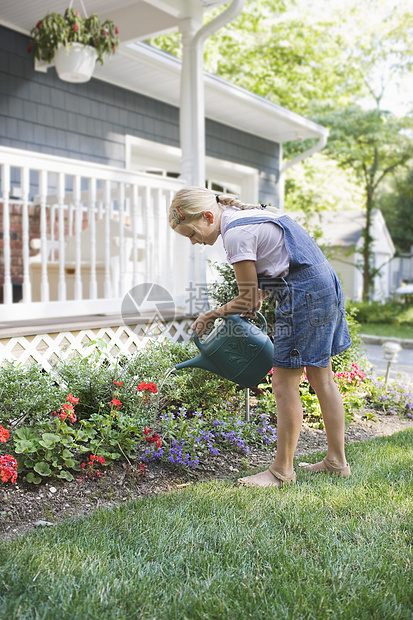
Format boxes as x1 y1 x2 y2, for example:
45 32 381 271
158 366 177 393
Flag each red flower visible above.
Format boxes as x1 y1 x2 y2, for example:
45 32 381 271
0 425 10 443
113 381 123 386
110 398 122 409
0 454 18 484
137 382 158 394
139 463 146 473
27 44 33 54
62 402 74 413
69 413 77 424
73 24 78 32
51 411 59 417
148 382 158 394
90 455 105 465
143 427 153 435
36 20 42 29
66 393 79 405
115 26 119 34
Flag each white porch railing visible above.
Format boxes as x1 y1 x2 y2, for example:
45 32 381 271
0 146 192 322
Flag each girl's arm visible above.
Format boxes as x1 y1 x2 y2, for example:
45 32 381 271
192 260 267 336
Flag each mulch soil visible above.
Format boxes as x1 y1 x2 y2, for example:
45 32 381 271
1 409 412 540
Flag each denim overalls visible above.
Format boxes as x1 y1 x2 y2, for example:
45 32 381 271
224 213 352 369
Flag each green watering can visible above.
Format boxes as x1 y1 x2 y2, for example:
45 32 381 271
175 313 273 388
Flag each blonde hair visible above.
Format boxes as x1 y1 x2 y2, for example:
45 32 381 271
169 186 280 230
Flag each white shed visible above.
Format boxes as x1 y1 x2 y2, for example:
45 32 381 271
316 209 395 301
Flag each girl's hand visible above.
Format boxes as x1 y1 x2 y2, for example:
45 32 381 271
191 313 216 337
240 310 258 319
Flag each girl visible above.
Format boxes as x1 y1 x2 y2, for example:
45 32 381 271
169 187 352 488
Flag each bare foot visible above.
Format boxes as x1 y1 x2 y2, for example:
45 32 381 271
238 469 282 487
299 458 351 477
299 460 329 473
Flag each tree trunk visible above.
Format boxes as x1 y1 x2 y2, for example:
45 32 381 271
362 189 374 302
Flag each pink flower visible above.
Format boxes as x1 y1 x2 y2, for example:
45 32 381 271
73 24 78 32
115 26 119 34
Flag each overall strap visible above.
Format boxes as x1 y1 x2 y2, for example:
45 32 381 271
224 214 326 277
224 214 281 233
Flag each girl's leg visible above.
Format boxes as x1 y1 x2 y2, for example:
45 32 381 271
238 367 303 487
304 362 348 471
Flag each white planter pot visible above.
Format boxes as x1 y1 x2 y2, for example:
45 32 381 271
54 43 98 83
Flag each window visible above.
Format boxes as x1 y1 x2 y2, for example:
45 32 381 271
125 136 259 202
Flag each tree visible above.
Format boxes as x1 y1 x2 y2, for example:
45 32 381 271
317 106 413 300
379 168 413 253
151 0 413 300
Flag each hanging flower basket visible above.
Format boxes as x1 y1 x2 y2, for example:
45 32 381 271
54 43 98 83
28 6 119 83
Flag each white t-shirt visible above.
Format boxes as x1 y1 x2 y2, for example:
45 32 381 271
221 207 289 279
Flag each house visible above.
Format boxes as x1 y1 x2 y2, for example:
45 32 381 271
0 0 328 368
314 209 395 301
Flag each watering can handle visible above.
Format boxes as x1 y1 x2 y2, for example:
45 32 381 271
192 312 268 349
254 311 268 335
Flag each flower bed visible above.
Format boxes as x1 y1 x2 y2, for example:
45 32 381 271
0 338 412 489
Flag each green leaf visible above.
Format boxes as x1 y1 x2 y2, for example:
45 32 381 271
57 470 74 481
14 427 38 441
63 459 76 468
14 439 37 453
41 433 60 444
61 436 74 446
26 472 42 484
33 462 52 476
62 449 74 459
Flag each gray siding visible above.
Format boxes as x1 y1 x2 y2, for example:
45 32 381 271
0 25 280 202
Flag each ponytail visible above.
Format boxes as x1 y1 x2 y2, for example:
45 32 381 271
169 186 281 230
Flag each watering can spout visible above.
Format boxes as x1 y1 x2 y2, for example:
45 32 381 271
175 355 218 375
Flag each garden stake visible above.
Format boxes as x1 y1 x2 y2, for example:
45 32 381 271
245 387 250 422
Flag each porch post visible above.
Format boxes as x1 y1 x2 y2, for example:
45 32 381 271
179 16 204 188
1 164 12 304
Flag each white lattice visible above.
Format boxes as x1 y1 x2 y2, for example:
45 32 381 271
0 319 193 371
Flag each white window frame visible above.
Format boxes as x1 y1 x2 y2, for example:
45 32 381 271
125 136 259 203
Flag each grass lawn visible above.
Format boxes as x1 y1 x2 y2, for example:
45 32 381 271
360 323 413 340
1 429 412 620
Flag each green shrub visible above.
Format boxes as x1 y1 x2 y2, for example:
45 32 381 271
54 339 243 422
0 361 64 428
124 340 243 416
351 300 413 326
